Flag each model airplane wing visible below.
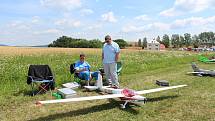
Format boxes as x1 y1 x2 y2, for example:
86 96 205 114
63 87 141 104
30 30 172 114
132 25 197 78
187 72 205 74
136 85 187 95
37 93 124 105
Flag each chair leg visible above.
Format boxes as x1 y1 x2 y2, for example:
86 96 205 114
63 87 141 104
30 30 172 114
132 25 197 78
31 83 34 96
31 82 53 96
87 81 89 86
36 83 49 95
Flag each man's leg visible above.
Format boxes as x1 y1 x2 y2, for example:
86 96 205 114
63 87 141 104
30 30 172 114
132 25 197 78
109 63 119 88
103 63 111 85
91 71 99 80
91 71 103 88
80 72 90 86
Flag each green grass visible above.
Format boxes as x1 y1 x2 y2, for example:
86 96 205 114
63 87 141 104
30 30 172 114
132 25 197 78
0 50 215 121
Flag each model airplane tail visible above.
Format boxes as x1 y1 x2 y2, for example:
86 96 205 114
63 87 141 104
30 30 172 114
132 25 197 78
191 62 200 72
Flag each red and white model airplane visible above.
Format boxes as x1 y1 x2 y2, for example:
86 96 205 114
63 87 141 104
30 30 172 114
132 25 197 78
36 75 187 108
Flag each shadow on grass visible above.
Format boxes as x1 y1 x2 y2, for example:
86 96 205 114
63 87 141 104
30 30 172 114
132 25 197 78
28 99 139 121
146 95 179 102
13 89 48 96
13 89 33 96
108 98 139 115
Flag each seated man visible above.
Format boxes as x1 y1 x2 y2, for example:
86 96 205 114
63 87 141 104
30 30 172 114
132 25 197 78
74 53 99 85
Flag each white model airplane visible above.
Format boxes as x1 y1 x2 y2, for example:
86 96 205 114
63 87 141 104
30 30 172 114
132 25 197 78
36 74 187 108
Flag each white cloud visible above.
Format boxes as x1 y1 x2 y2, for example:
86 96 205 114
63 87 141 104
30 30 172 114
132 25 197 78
122 25 145 33
72 21 81 27
87 24 103 30
40 0 82 11
122 23 170 33
31 16 40 24
160 0 215 17
80 9 94 16
101 12 117 23
34 29 61 35
54 19 82 27
134 15 150 21
148 22 170 31
160 8 182 17
122 15 215 34
7 21 31 30
171 16 215 29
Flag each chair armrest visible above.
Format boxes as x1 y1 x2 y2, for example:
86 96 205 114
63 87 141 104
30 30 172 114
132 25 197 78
27 76 34 80
27 76 34 84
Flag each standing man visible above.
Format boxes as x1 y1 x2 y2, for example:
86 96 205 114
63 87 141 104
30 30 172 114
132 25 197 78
102 35 120 88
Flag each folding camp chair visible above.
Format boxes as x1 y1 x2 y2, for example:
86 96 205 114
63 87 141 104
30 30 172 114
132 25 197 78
26 65 55 96
116 61 122 75
70 63 92 86
70 63 82 84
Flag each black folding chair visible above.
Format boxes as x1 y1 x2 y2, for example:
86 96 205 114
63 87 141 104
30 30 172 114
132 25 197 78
70 63 82 83
26 65 55 96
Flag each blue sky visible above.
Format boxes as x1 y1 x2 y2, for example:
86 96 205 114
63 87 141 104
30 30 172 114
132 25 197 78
0 0 215 46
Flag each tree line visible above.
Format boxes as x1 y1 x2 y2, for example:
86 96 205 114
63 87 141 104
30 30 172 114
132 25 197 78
138 32 215 48
48 36 128 49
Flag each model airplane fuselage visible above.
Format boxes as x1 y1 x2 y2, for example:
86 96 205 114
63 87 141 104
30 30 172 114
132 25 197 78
188 62 215 77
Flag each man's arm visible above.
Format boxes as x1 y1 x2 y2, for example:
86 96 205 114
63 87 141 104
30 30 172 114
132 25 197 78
74 63 87 73
102 52 104 60
75 68 87 73
115 52 120 62
115 43 120 62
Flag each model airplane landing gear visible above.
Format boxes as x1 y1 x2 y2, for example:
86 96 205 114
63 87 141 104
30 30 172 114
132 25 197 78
120 101 129 109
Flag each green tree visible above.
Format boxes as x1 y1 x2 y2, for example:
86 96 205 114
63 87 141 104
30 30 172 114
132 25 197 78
113 39 128 49
89 39 103 48
199 32 215 47
192 35 200 48
48 36 102 48
171 34 180 48
142 37 147 49
138 39 142 47
162 34 170 48
156 36 161 43
184 33 192 47
179 36 185 48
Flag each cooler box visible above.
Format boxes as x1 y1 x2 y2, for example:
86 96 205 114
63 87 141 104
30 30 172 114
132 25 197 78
156 80 169 86
62 82 80 89
57 88 77 99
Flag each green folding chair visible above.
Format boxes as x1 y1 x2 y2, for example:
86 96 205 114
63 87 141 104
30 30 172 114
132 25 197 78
116 61 122 75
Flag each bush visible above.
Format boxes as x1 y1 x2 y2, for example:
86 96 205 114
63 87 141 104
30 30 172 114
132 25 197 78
113 39 128 49
48 36 103 48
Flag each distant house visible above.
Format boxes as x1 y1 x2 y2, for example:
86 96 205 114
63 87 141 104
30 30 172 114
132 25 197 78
147 41 165 51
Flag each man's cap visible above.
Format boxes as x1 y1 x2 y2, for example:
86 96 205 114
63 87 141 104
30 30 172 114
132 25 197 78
80 53 85 57
105 35 111 40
